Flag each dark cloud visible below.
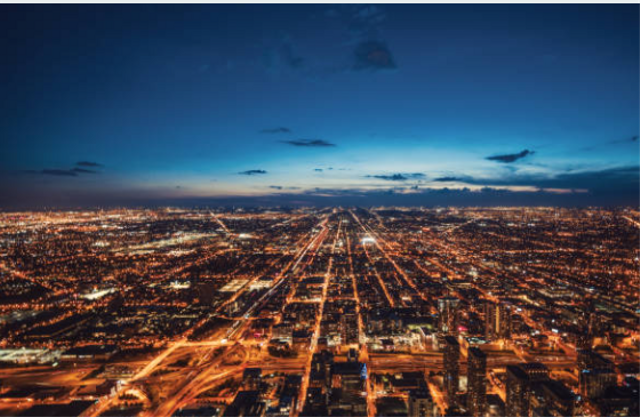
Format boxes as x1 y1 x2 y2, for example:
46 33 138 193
24 167 100 177
76 161 103 167
269 185 300 191
486 149 534 163
366 173 425 181
71 168 99 174
449 166 639 197
314 168 324 172
433 176 463 182
281 139 336 147
238 169 267 175
260 127 292 134
39 169 79 177
353 41 396 71
527 166 639 193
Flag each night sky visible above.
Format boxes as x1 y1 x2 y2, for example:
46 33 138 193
1 4 638 208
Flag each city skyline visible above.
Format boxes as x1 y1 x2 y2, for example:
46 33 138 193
0 4 639 209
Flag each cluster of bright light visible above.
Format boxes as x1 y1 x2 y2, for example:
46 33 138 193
170 281 191 290
81 288 116 300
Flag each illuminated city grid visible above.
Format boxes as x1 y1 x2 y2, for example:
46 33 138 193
0 207 637 417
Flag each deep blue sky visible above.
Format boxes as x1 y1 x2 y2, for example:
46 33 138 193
0 4 638 208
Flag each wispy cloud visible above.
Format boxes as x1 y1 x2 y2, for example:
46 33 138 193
260 127 292 134
486 149 534 163
608 135 638 145
581 135 639 151
23 167 101 177
40 169 79 177
76 161 103 167
71 168 99 174
269 185 301 191
238 169 268 175
366 173 425 181
281 139 336 147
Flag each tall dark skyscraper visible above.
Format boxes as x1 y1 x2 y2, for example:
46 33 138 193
506 365 530 417
523 363 550 417
578 349 616 400
443 336 460 406
438 297 460 335
542 379 576 417
467 347 487 417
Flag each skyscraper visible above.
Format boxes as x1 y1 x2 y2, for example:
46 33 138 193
525 363 550 417
467 347 487 417
484 301 511 339
506 365 530 417
438 297 460 335
521 362 549 383
542 379 576 417
443 336 460 406
578 349 616 400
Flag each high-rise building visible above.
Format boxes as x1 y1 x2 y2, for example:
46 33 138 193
521 362 549 383
506 365 530 417
506 363 574 417
484 301 496 339
467 347 487 417
443 336 460 405
438 297 460 335
596 380 640 417
581 369 617 400
484 301 511 339
408 387 435 417
578 349 616 400
577 349 614 372
525 364 550 417
542 379 576 417
222 391 266 417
